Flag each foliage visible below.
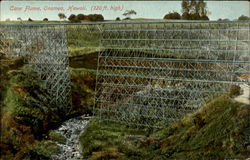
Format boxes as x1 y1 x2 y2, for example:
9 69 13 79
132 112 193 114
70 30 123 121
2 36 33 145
238 15 250 21
163 12 181 20
68 14 104 22
3 66 63 135
58 13 66 20
0 113 35 160
43 18 48 21
181 0 209 20
123 10 137 19
87 14 104 21
77 14 86 21
68 14 80 23
0 63 62 159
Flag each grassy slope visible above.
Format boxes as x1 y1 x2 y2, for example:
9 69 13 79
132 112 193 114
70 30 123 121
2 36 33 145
155 95 250 159
80 95 250 160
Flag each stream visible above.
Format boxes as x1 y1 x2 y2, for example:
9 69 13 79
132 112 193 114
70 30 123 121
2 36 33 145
51 116 90 160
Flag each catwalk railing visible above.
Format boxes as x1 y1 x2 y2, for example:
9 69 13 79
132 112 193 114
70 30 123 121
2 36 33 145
0 21 249 127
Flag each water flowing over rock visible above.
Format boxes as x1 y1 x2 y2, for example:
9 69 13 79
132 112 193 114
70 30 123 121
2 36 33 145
51 117 89 160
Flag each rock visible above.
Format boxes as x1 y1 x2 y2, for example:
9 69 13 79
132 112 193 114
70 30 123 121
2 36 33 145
51 117 89 160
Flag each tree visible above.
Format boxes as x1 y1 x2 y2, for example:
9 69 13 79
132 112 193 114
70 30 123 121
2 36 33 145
123 10 137 19
68 14 79 22
68 14 104 22
200 15 209 20
238 15 250 20
77 14 86 21
198 0 207 17
163 12 181 20
86 14 104 21
182 12 191 20
28 18 33 22
116 17 121 21
43 18 48 22
58 13 66 21
190 0 197 15
181 0 190 19
181 0 209 20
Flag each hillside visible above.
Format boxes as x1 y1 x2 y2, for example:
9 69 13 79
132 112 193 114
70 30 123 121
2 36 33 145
79 94 250 159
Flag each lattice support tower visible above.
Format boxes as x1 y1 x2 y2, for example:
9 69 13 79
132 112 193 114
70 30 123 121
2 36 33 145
95 21 250 128
0 24 71 111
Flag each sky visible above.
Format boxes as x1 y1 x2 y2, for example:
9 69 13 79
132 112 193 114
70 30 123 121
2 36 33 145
0 1 249 21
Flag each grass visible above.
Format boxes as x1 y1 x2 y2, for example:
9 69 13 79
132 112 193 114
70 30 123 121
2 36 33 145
66 25 100 49
48 131 66 144
28 140 60 159
79 119 153 160
80 94 250 160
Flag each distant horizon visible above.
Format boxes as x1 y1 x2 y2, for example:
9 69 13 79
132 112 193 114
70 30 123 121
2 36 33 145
0 1 249 21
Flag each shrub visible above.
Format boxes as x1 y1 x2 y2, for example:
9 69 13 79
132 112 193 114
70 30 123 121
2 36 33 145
164 12 181 20
238 15 250 21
